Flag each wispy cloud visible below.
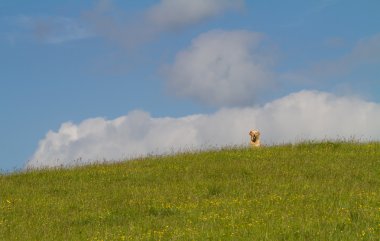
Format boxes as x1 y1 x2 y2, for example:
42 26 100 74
324 36 346 48
314 33 380 76
146 0 244 30
83 0 245 49
33 16 94 44
282 0 340 28
283 33 380 86
27 90 380 169
3 15 94 44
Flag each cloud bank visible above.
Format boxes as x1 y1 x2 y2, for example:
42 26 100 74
165 30 275 107
27 90 380 169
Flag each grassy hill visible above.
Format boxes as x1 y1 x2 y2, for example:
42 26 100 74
1 142 380 240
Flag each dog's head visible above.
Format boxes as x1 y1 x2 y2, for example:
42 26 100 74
249 130 260 143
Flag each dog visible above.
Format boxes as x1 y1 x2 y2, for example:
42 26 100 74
249 129 261 147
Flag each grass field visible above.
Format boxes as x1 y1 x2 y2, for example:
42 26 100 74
1 142 380 240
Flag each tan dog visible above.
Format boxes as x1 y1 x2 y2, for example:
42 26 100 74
249 130 261 147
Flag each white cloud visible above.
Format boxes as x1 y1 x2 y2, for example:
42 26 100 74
165 29 275 107
27 90 380 169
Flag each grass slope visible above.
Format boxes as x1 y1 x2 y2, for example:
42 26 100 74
1 142 380 240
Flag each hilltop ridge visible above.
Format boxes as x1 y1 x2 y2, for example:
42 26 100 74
1 142 380 240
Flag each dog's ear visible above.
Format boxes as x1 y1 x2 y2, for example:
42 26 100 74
249 130 253 136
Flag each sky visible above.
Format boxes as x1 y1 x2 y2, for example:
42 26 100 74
1 0 380 171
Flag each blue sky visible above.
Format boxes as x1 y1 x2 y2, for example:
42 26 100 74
1 0 380 171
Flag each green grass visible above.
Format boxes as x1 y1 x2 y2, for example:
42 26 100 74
1 142 380 240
